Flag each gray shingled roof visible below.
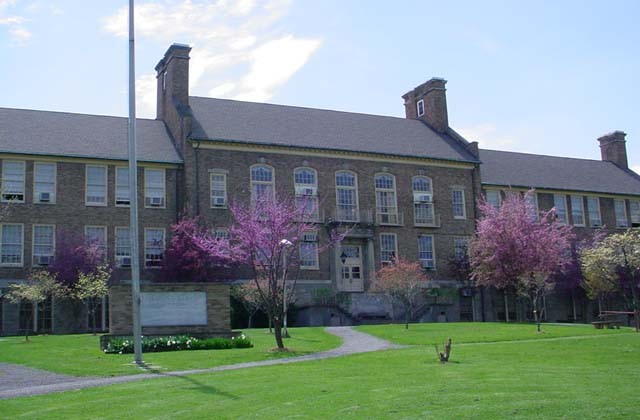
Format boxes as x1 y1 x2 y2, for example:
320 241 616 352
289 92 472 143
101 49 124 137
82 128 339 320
479 149 640 196
189 97 478 163
0 108 182 164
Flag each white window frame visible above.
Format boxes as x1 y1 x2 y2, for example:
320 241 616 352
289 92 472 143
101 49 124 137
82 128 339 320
485 190 501 210
299 229 319 270
335 170 360 222
630 200 640 227
375 173 399 225
1 160 26 203
250 164 275 203
144 228 165 268
380 233 398 266
587 196 602 227
144 168 166 209
412 176 435 226
84 225 107 256
115 227 132 268
0 223 24 266
452 188 466 219
85 165 108 206
294 167 319 221
115 167 130 207
210 170 228 209
418 235 436 270
416 99 425 117
614 199 629 228
33 162 56 204
32 224 55 266
570 195 585 227
553 194 568 225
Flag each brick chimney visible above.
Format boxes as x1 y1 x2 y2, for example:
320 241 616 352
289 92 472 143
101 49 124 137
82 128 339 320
598 131 628 169
402 78 449 132
155 43 191 121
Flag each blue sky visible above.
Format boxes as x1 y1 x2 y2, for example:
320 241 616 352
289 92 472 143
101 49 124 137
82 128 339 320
1 0 638 171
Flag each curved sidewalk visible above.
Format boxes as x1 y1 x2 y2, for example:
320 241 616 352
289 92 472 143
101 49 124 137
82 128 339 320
0 326 403 400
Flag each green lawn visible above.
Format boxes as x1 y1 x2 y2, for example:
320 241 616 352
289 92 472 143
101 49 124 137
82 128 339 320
1 326 638 419
0 327 341 377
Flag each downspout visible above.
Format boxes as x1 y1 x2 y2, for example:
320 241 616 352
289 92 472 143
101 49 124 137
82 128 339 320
194 140 201 216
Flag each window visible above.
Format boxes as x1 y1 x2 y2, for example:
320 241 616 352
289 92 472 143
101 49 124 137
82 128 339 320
33 225 55 266
144 228 165 268
115 167 130 206
300 230 319 270
144 168 165 207
630 200 640 227
214 228 229 240
294 167 319 221
375 174 399 225
1 224 23 265
553 194 568 224
86 165 107 206
1 160 25 202
34 162 56 204
525 192 539 220
413 176 435 225
250 165 274 202
485 190 501 210
452 188 466 219
115 227 131 267
335 171 359 222
416 99 425 117
380 233 397 265
570 195 585 226
614 199 628 228
85 226 107 257
418 235 435 269
210 171 227 208
587 196 602 227
453 237 469 261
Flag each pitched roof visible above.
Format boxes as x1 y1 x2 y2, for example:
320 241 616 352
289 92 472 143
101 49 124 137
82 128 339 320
188 97 478 163
0 107 182 164
479 149 640 196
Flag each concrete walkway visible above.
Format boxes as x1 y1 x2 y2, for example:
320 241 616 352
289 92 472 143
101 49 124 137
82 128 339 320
0 326 402 400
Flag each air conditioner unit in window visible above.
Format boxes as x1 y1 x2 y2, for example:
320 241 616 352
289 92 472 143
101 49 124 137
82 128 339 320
35 255 52 266
149 197 164 207
38 192 51 202
302 188 316 196
118 256 132 267
417 194 432 203
213 197 226 206
302 232 318 242
421 260 434 270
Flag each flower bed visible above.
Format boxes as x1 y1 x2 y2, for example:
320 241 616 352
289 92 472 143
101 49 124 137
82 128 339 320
103 334 252 354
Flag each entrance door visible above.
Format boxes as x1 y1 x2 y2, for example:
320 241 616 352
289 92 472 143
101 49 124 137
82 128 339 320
341 245 364 292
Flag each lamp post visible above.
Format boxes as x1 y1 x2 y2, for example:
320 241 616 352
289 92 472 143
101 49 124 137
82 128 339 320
280 239 293 337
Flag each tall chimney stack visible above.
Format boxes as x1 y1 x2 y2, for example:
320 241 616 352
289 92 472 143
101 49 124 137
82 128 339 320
598 131 628 169
402 78 449 133
155 43 191 121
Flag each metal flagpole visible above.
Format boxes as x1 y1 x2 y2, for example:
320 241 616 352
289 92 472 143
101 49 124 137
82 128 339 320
128 0 143 365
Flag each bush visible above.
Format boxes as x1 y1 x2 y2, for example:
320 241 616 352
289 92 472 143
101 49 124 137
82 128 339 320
103 334 253 354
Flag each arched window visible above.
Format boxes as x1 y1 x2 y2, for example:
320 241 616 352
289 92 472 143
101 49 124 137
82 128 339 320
294 167 319 221
250 164 274 202
335 171 359 222
412 176 435 225
374 173 399 225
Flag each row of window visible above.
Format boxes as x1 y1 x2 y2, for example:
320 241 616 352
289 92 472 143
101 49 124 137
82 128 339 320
486 190 640 228
211 165 467 225
0 224 167 268
378 233 468 270
0 161 166 208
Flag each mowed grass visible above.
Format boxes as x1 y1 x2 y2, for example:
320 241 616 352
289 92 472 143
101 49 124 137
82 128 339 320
0 327 341 377
1 329 638 419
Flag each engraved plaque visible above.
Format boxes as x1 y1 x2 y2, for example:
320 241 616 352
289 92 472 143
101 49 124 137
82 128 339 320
141 292 207 327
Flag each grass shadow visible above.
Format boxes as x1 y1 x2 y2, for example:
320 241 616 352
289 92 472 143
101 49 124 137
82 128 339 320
137 364 238 399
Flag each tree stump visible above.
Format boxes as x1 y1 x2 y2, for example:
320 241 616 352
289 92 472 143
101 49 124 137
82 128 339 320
435 338 452 363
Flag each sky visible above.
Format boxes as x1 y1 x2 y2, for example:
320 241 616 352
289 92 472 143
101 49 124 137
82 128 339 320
1 0 639 172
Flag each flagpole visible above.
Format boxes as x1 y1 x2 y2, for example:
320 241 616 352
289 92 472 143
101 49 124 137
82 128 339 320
128 0 143 365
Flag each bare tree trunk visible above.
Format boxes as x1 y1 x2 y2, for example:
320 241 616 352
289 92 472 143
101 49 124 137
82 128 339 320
504 290 510 323
405 306 409 330
571 291 577 322
268 316 273 333
273 318 285 349
247 312 253 329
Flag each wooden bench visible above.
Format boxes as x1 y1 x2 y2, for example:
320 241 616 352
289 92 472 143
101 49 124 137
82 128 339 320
591 320 622 329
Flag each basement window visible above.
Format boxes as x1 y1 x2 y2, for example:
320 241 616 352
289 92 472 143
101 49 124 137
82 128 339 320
416 99 425 117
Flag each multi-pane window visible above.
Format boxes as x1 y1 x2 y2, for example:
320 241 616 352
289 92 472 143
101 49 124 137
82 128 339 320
553 194 568 224
85 226 107 257
587 196 602 227
418 235 435 269
86 165 107 206
210 172 227 208
144 168 165 207
33 225 55 266
525 192 538 220
214 228 229 240
294 168 319 221
115 227 131 267
570 195 585 226
485 190 501 210
250 165 274 202
0 224 23 265
115 167 130 206
375 174 399 225
1 160 25 202
34 162 56 204
380 233 397 265
416 99 425 117
413 176 435 225
300 230 319 269
452 188 466 219
614 199 628 228
144 228 165 268
453 237 469 261
630 200 640 227
335 171 359 222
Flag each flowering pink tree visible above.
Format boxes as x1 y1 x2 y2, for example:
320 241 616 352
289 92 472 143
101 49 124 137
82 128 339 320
193 195 343 350
48 231 105 287
469 190 574 331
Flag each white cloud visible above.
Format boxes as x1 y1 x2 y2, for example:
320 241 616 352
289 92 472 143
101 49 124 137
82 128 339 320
631 165 640 175
457 123 523 151
103 0 322 117
8 25 29 42
0 1 34 46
